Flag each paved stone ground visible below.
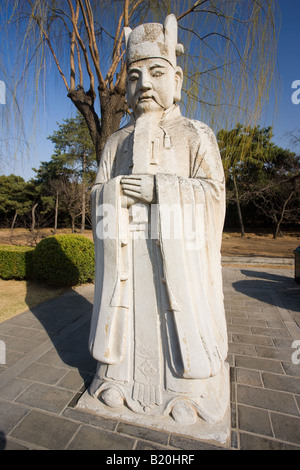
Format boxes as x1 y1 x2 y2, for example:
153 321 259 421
0 262 299 451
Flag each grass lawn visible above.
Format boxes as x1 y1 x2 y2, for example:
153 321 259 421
0 279 69 323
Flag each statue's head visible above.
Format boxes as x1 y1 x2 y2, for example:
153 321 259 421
124 14 184 117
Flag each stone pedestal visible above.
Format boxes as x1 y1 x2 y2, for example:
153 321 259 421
76 363 231 447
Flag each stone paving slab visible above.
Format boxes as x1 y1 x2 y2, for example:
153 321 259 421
0 266 299 451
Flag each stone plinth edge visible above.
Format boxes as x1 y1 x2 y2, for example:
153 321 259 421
76 364 231 448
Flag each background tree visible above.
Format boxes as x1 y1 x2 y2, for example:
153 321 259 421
285 129 300 154
0 174 43 240
47 112 97 232
33 157 73 233
217 124 274 236
58 175 85 232
218 124 300 237
246 148 300 238
1 0 279 166
0 175 31 235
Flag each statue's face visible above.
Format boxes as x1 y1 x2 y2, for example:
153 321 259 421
126 58 182 117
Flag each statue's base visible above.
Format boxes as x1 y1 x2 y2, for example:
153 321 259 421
76 389 231 448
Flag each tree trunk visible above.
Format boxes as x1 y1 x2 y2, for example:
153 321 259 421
81 153 86 234
68 87 102 165
98 88 127 159
10 210 18 236
71 214 75 233
54 190 59 234
31 203 38 233
273 190 294 239
233 174 245 237
68 86 127 166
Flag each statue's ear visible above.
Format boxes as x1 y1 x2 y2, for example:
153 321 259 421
124 27 132 49
174 66 183 103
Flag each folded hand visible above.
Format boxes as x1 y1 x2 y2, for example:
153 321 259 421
121 175 156 206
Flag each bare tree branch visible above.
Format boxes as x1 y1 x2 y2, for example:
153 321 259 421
67 0 95 96
26 0 70 91
69 0 80 90
176 0 210 21
78 0 105 88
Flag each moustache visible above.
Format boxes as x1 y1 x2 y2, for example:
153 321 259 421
136 93 164 108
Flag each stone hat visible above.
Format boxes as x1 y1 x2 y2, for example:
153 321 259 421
124 14 184 68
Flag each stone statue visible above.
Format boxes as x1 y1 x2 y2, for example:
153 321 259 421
84 14 229 436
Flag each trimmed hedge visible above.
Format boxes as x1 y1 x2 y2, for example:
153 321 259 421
32 234 95 287
0 245 35 280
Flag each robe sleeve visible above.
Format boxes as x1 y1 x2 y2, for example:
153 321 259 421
89 137 130 365
156 121 227 379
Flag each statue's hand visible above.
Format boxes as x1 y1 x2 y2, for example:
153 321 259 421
121 175 156 205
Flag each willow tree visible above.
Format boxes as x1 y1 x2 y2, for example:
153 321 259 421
218 124 275 236
1 0 279 166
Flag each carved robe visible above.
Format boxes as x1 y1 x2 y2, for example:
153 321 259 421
89 106 228 421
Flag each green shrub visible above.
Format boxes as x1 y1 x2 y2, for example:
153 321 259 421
32 235 95 287
0 245 35 280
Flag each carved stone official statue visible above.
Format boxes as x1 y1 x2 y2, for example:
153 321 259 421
83 14 229 437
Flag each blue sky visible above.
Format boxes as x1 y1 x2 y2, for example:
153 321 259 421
270 0 300 148
1 0 300 181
